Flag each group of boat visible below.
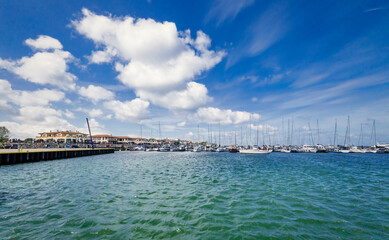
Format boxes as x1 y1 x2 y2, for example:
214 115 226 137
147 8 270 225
124 143 389 154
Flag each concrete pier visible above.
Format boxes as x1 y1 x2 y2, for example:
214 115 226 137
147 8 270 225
0 148 114 165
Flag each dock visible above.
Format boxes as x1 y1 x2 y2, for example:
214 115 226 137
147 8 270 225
0 148 114 165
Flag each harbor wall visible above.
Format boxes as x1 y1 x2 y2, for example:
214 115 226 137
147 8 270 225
0 148 114 165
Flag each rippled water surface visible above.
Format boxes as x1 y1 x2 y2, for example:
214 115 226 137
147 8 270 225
1 152 388 239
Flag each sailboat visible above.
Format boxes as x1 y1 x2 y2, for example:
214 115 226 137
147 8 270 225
229 130 239 153
240 115 271 154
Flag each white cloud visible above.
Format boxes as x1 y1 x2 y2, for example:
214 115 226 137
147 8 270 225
251 97 258 102
227 5 288 67
89 108 103 118
0 36 77 90
0 106 76 139
194 107 260 124
177 121 186 127
0 79 76 138
0 79 65 107
137 82 212 111
103 98 150 122
78 84 115 103
25 35 63 50
205 0 254 26
64 109 75 119
72 9 224 110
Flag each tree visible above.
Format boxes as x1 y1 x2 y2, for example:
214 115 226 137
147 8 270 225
24 138 34 142
0 126 10 142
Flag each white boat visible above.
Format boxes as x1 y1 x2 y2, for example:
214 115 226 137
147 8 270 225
134 146 145 151
159 145 170 152
146 147 159 151
349 146 366 153
280 148 291 153
240 147 271 154
301 145 317 153
192 146 202 152
216 147 227 152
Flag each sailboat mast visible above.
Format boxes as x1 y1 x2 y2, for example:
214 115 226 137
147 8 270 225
308 122 314 146
317 119 320 144
358 123 363 146
249 114 252 147
291 120 294 146
256 126 259 146
197 124 200 143
348 116 351 146
287 119 290 146
282 117 285 146
334 119 338 146
218 121 221 147
158 121 161 140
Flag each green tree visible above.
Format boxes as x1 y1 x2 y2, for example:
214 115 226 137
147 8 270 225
24 138 34 142
0 126 10 142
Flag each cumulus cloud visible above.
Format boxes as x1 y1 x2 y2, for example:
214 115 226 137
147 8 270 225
0 79 76 138
0 79 65 107
177 121 186 127
72 8 224 110
25 35 63 50
0 36 77 90
0 106 76 138
137 81 212 111
194 107 260 124
78 84 115 103
103 98 150 122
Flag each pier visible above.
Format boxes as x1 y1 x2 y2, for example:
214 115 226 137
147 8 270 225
0 148 114 165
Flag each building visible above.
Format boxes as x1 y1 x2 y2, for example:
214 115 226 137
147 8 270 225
116 136 136 144
36 130 88 143
92 135 118 144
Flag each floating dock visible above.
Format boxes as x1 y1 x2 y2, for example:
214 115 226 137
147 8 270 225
0 148 114 165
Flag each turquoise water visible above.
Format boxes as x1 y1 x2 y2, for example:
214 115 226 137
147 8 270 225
0 152 388 239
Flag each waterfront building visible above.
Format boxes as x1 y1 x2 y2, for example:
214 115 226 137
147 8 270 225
92 135 118 144
36 130 88 143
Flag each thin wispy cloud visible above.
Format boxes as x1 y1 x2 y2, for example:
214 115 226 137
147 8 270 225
364 7 387 13
205 0 254 26
226 4 289 68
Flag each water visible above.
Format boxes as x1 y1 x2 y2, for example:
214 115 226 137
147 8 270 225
0 152 388 239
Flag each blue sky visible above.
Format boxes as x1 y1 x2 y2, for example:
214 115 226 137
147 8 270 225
0 0 388 145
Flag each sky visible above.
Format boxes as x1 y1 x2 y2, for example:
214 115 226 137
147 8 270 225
0 0 388 145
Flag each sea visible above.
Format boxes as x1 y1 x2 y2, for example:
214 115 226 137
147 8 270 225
0 152 388 239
